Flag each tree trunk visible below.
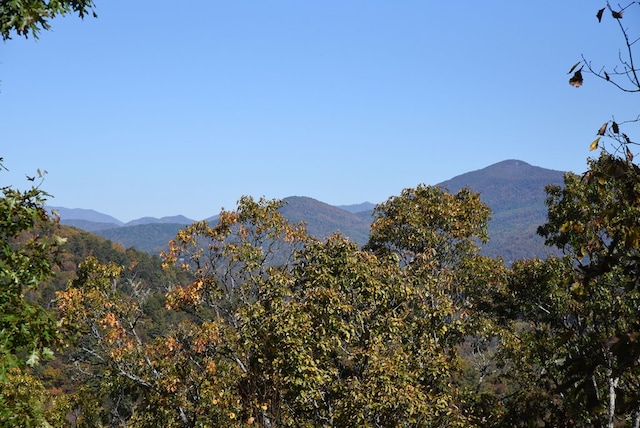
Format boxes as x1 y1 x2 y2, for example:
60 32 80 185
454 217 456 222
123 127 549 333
607 375 619 428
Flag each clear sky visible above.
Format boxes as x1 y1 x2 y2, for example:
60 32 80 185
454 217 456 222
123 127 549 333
1 1 637 222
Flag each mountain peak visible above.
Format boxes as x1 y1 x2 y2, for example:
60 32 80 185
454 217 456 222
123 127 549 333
48 206 124 226
439 160 564 188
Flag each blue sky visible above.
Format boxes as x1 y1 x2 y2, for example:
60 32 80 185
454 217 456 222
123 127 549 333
1 1 637 222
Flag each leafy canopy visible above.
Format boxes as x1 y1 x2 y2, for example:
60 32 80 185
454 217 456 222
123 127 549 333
0 0 97 40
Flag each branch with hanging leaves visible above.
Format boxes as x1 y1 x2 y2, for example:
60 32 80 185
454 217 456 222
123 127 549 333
569 1 639 92
591 116 639 161
569 1 639 159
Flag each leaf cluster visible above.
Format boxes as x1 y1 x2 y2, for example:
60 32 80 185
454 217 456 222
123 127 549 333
0 0 97 40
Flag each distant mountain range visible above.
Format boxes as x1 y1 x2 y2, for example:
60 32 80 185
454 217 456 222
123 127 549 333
49 160 567 262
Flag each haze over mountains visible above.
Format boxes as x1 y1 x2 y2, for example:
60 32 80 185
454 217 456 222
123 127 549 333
50 159 567 261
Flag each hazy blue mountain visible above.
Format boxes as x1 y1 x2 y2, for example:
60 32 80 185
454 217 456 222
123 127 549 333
60 219 124 232
125 215 194 226
336 202 377 214
48 206 124 226
96 223 187 254
281 197 371 246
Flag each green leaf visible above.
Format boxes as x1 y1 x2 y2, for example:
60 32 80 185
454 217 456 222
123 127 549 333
26 350 39 367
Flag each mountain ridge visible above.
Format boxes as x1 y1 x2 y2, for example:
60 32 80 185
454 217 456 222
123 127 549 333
50 159 568 261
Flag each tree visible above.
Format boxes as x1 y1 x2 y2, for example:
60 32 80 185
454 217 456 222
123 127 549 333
366 184 490 268
58 197 311 426
61 190 503 426
0 165 64 373
561 4 640 424
0 162 69 424
0 0 97 40
492 5 640 424
539 155 640 426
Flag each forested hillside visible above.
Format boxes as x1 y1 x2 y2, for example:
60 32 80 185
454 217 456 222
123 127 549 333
437 159 566 262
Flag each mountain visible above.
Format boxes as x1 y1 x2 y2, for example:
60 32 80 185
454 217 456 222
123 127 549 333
96 223 188 254
48 206 124 228
125 215 194 227
48 210 196 254
281 197 371 246
335 202 376 214
60 219 125 232
436 159 566 262
50 159 569 262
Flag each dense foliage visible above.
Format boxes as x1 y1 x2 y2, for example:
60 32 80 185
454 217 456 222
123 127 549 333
3 150 639 426
0 164 67 425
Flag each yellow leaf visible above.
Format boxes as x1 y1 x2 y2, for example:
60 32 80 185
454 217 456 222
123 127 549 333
590 137 601 151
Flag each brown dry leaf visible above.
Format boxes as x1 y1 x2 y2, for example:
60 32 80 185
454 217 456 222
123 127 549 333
612 10 623 19
604 335 621 348
596 8 605 22
604 71 610 81
568 61 581 74
597 123 607 136
626 146 634 161
569 69 583 87
612 121 619 134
